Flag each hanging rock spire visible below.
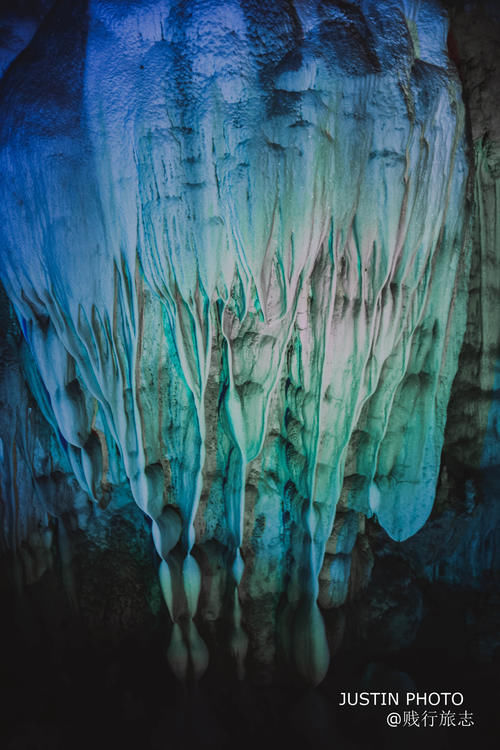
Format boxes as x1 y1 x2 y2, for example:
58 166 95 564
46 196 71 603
0 0 470 684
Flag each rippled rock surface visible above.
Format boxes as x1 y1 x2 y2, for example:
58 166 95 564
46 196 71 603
0 0 472 685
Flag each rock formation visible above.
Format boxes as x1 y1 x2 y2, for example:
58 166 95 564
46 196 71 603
0 1 498 714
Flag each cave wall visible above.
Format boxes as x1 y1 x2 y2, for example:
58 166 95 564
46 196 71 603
0 3 499 729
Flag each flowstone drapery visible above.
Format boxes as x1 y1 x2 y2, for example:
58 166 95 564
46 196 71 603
0 0 470 684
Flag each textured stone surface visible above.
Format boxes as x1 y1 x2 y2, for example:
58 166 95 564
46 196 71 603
0 1 498 711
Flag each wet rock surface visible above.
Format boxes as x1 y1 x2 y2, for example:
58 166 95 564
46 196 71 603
0 1 499 747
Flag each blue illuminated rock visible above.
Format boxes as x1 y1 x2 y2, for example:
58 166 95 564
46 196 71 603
0 0 471 684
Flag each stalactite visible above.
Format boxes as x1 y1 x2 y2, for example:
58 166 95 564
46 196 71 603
0 0 471 683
